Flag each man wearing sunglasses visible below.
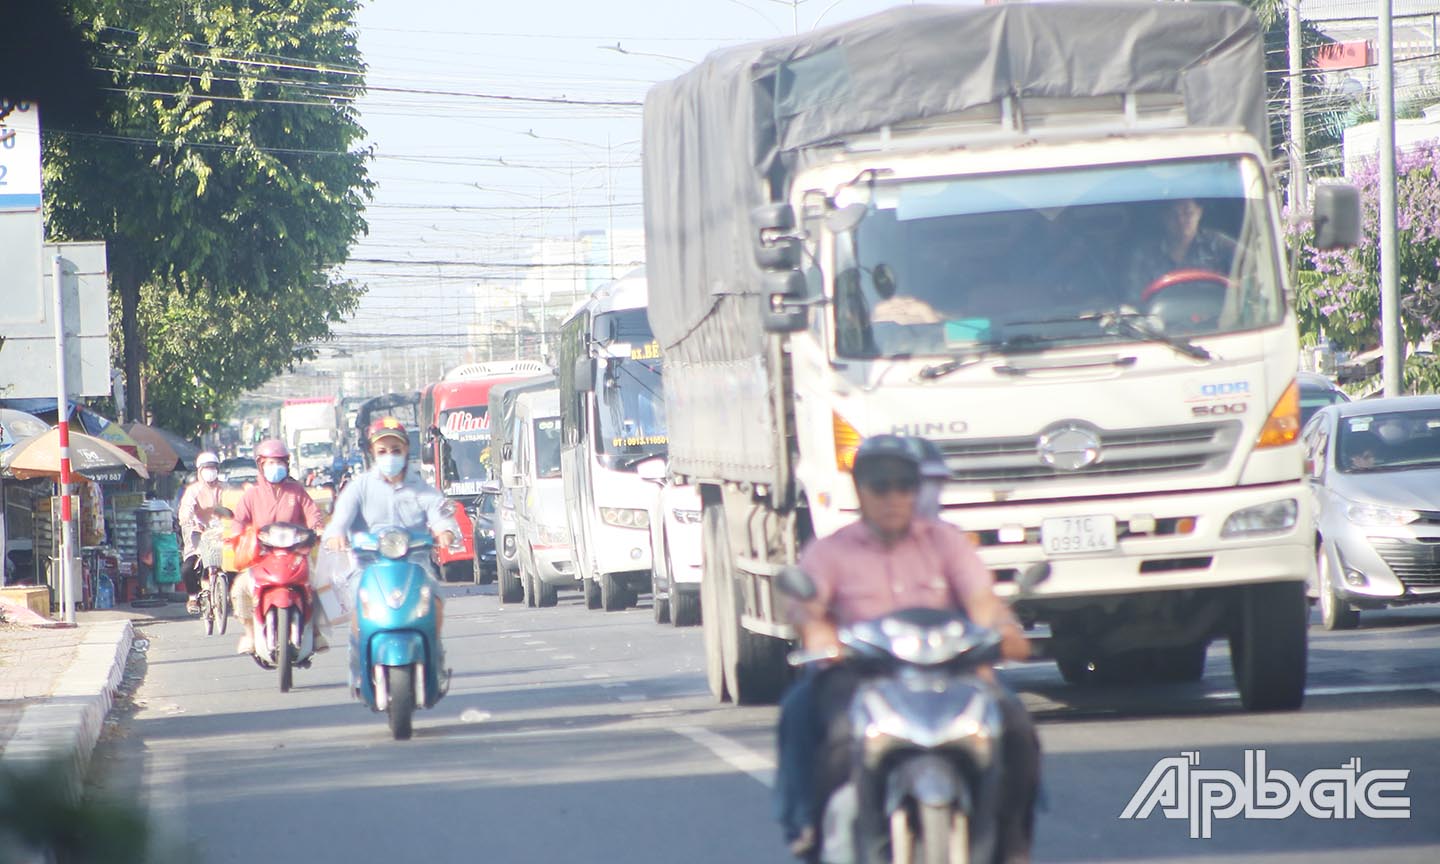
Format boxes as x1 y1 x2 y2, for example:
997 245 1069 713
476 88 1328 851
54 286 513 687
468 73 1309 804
775 434 1040 862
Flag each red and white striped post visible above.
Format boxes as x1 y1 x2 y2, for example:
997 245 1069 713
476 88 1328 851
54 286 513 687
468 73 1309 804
53 253 79 624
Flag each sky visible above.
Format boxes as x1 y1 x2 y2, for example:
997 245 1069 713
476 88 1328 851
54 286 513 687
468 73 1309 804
326 0 949 355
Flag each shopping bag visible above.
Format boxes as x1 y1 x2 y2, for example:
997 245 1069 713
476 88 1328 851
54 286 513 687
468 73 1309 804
312 547 354 627
224 526 260 571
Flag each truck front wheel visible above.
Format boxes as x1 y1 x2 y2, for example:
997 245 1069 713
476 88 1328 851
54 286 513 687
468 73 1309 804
1229 581 1308 711
701 502 730 702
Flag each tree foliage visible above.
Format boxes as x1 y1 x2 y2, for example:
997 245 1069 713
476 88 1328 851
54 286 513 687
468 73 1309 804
1290 141 1440 353
43 0 372 436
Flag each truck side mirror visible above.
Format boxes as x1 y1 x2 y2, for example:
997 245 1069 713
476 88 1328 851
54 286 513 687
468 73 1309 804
574 357 594 392
755 237 802 271
752 203 796 234
635 457 667 483
1313 184 1362 250
762 270 809 333
775 565 817 601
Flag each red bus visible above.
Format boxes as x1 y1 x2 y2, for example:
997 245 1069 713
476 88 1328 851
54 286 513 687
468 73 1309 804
423 361 550 581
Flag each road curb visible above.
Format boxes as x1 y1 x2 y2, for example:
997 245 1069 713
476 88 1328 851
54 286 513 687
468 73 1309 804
2 619 135 801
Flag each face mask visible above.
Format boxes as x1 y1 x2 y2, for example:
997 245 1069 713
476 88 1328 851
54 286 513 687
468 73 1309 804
263 463 288 484
199 467 218 484
375 453 406 478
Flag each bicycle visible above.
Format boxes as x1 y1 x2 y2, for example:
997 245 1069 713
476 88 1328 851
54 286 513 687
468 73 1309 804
196 522 230 636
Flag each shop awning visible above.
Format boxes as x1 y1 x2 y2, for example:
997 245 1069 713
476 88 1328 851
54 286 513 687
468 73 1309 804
124 423 201 473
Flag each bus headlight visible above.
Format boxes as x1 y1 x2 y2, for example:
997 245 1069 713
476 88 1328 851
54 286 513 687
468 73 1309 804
601 508 650 529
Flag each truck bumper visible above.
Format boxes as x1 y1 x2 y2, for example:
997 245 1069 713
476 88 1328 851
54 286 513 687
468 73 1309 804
933 482 1311 600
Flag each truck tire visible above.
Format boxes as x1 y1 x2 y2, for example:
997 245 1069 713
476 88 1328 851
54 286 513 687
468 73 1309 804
700 502 730 702
536 576 559 608
671 588 701 628
583 577 602 610
1230 581 1308 711
601 571 627 612
706 504 787 706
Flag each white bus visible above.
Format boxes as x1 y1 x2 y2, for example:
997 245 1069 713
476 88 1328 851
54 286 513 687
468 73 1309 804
557 270 665 611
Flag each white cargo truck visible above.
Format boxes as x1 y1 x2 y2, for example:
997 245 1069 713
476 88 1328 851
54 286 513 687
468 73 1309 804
642 2 1360 708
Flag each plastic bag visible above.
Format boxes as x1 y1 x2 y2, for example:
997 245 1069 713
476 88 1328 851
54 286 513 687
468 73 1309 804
224 526 260 572
312 547 355 626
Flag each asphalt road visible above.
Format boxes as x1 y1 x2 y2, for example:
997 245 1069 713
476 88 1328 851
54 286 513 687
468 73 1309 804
90 587 1440 863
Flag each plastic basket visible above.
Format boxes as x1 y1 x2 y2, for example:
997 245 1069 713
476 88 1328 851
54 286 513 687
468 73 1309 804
197 527 226 568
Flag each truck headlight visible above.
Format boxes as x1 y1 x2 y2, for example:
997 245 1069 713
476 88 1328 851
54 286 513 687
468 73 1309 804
1345 502 1421 527
600 507 649 529
1221 499 1298 537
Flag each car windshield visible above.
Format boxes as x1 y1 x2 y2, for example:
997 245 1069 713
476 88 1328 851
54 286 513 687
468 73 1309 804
535 416 562 479
595 339 667 469
833 156 1282 359
1301 383 1349 425
1337 409 1440 473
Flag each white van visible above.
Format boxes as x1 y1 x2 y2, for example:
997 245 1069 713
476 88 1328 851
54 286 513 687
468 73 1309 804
510 388 577 607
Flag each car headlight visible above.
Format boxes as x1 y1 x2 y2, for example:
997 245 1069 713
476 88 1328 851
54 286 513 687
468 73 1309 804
478 527 496 539
1221 499 1298 537
1345 502 1421 527
671 509 702 525
377 529 410 559
600 507 650 529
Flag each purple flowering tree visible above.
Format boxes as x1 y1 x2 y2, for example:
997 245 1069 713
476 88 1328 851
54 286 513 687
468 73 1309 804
1290 139 1440 354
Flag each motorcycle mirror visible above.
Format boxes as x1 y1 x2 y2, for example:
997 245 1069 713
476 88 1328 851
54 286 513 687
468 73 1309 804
1015 561 1052 594
775 565 817 601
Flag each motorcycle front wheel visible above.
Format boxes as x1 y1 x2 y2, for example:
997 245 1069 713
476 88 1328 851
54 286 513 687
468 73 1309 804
276 606 293 693
918 803 968 864
387 666 415 740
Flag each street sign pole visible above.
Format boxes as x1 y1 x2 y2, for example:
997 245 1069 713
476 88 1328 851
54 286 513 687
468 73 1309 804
53 252 80 623
1379 0 1403 396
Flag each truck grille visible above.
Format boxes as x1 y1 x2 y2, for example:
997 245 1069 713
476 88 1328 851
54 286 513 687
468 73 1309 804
1369 537 1440 589
940 421 1240 485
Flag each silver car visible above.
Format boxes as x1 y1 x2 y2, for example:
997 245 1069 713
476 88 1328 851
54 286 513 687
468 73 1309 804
1303 395 1440 629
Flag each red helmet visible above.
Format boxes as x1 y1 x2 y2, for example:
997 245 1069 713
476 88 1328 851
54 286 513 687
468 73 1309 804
367 416 409 446
254 438 290 460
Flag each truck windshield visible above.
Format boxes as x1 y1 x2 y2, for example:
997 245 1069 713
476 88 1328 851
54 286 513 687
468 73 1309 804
595 347 666 470
535 416 562 479
832 156 1282 359
299 442 333 459
438 406 492 493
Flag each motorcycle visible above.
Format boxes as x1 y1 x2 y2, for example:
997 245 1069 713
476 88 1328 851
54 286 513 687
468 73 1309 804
249 522 319 692
348 527 448 740
777 562 1049 864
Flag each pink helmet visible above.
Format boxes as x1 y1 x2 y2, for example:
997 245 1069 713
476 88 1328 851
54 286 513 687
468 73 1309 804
254 438 290 460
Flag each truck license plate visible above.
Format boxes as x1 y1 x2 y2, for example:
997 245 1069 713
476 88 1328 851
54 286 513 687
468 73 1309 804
1041 515 1117 555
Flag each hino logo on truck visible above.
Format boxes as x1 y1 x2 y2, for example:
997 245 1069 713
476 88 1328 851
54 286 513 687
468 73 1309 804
892 420 969 436
1037 424 1103 471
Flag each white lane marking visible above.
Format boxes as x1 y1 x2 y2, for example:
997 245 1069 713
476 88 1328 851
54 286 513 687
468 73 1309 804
675 727 776 788
523 640 547 646
1203 681 1440 701
582 672 611 680
617 693 648 703
554 654 578 660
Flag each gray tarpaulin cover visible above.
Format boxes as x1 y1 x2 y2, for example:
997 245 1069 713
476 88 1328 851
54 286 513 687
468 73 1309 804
642 2 1267 364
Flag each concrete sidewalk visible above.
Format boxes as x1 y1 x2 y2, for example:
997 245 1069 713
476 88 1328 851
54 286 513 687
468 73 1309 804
0 613 136 800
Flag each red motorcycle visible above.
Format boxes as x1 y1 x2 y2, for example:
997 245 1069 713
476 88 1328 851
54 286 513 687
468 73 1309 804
250 522 318 692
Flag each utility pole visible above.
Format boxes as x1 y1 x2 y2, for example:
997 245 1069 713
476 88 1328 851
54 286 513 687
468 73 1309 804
1287 0 1308 212
1379 0 1403 396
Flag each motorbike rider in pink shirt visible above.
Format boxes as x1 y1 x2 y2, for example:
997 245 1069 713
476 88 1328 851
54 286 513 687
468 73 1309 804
230 438 325 655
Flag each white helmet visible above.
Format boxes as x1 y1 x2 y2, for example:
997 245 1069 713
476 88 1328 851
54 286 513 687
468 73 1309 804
197 451 221 469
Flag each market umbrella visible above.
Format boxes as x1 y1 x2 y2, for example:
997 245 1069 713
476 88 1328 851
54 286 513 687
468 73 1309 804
92 420 142 460
124 422 200 473
0 409 49 452
0 428 150 482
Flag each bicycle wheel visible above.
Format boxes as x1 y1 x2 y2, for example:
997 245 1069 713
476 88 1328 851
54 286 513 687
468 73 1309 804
212 573 230 636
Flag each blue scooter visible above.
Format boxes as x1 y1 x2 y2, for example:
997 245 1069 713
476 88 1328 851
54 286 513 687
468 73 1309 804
348 527 448 740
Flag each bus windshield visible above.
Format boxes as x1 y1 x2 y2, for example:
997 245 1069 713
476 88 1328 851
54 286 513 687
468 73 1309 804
438 405 492 494
595 339 666 470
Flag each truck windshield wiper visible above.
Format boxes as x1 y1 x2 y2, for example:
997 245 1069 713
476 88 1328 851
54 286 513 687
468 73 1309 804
1088 311 1212 362
917 350 988 381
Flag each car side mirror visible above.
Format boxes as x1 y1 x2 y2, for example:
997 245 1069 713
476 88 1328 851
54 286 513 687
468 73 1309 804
1313 184 1362 250
776 565 817 601
574 357 594 392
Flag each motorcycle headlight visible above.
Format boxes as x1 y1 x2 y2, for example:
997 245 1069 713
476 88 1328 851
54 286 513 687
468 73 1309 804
1221 499 1298 538
377 529 410 559
601 507 649 529
1345 501 1421 527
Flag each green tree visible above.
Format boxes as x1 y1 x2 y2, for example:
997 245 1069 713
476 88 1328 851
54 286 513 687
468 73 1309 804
43 0 371 436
